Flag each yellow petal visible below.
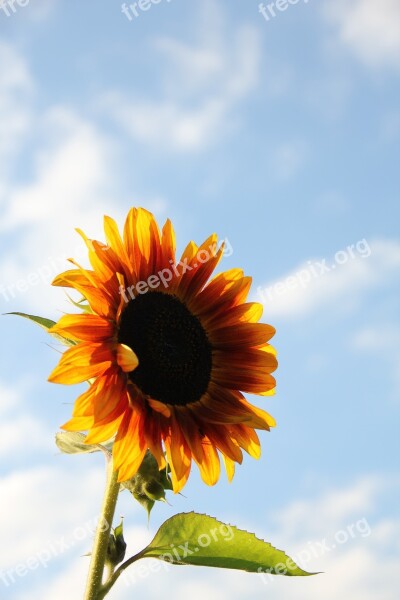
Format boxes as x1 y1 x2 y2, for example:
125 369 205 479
116 344 139 373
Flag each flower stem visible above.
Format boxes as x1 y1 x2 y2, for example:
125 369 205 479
84 459 120 600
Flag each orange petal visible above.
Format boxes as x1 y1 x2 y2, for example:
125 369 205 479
113 406 147 478
206 425 243 463
85 411 125 444
229 425 261 459
178 411 220 486
48 342 114 384
209 323 275 349
104 215 135 283
160 218 176 268
72 382 98 417
92 370 128 422
52 268 114 319
197 437 220 486
224 302 264 324
222 455 235 482
61 415 94 431
49 314 114 342
49 361 112 385
164 410 192 492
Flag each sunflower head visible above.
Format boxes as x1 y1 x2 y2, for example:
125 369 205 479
48 207 277 492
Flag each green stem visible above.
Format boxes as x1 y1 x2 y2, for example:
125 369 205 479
97 549 148 599
84 460 120 600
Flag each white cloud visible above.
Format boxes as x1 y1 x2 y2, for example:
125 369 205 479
0 107 116 232
0 415 51 458
252 476 400 600
0 465 106 569
11 475 399 600
0 105 167 313
0 380 21 416
256 239 400 318
0 107 120 312
323 0 400 70
0 0 57 21
269 476 383 540
0 380 57 459
101 3 260 152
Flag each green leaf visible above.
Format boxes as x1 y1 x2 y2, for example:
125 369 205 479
55 431 111 456
6 312 76 346
141 512 314 576
65 294 93 314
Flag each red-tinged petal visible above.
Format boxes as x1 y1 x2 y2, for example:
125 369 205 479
178 241 198 275
124 208 161 280
209 323 275 349
143 415 166 471
177 411 220 486
49 342 114 384
213 371 276 396
92 370 128 422
221 302 264 325
181 242 224 302
113 406 147 475
50 341 113 368
123 207 139 276
213 348 278 373
164 410 192 493
229 425 261 459
206 425 243 463
237 397 276 429
160 218 176 268
116 272 127 325
193 276 252 321
75 228 126 292
147 398 171 418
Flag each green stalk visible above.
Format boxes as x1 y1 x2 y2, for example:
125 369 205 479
83 460 120 600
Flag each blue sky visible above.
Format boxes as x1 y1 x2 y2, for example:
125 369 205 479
0 1 399 599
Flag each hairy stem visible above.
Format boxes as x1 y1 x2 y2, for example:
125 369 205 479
83 460 120 600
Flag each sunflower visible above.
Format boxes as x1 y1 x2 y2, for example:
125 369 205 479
48 208 277 492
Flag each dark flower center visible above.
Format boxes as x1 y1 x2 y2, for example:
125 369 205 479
118 291 212 406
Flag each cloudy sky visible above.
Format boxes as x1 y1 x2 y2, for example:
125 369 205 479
0 1 399 599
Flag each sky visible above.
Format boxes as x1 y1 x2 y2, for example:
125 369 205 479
0 1 399 599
